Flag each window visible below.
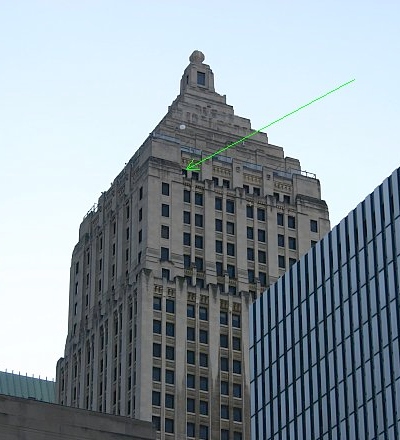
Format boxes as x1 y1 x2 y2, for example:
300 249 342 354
152 391 161 406
226 221 235 235
187 374 195 388
112 243 116 255
166 299 174 313
310 219 318 232
183 232 191 246
195 257 203 271
153 367 161 381
257 208 265 221
161 204 169 217
221 429 230 440
187 422 195 438
166 345 174 360
216 262 223 276
278 255 286 269
195 193 203 206
227 264 235 278
139 208 142 221
187 350 195 364
197 71 206 85
234 432 242 440
165 418 174 434
226 199 235 213
187 327 195 341
223 179 230 188
125 249 129 262
166 369 174 384
165 393 174 409
227 243 235 256
161 225 169 239
152 416 160 431
200 400 208 415
278 234 285 247
195 214 203 227
184 190 191 203
161 247 169 261
246 205 253 218
212 176 219 186
289 258 297 266
162 182 170 195
215 197 222 210
233 407 242 422
200 329 208 344
284 195 290 204
153 297 161 311
221 357 229 371
166 322 175 337
126 205 130 219
187 304 195 318
289 236 297 250
247 248 254 261
233 337 241 351
188 399 196 415
200 376 208 391
220 311 228 325
192 171 199 181
233 360 242 374
221 404 229 419
199 425 208 440
200 353 208 367
258 250 266 263
216 240 223 253
195 235 203 249
220 334 228 348
247 227 254 239
184 255 191 269
138 229 142 243
139 186 143 200
232 314 241 328
221 381 229 395
288 215 296 228
183 211 191 224
199 307 208 320
248 269 255 283
229 285 237 295
182 168 188 177
259 272 267 286
153 320 161 334
233 383 242 398
311 240 317 247
277 212 284 226
258 229 266 242
215 218 223 232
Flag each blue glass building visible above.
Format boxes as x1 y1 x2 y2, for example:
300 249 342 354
250 167 400 439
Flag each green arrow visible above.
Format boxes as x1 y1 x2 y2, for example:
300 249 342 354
185 78 355 171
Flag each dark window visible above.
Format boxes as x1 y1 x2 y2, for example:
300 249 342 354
187 350 195 364
258 229 266 242
247 248 254 261
216 240 223 253
182 169 188 178
311 240 318 247
199 306 208 321
277 212 284 226
166 345 174 360
289 258 297 266
195 193 203 206
233 337 241 351
229 285 237 295
216 262 223 276
226 221 235 235
212 177 219 186
125 249 129 262
283 195 290 204
139 186 143 200
165 393 174 409
221 404 229 419
221 357 229 371
232 314 241 328
233 407 242 422
165 369 174 384
126 205 130 219
195 257 203 271
220 334 228 348
152 391 160 406
220 311 228 325
215 197 223 210
227 242 235 256
187 304 195 318
187 374 195 388
200 376 208 390
259 272 267 286
195 214 203 227
200 353 208 367
162 182 170 195
233 383 242 398
153 296 161 311
152 416 160 431
233 360 241 374
221 381 229 395
215 218 223 232
289 236 297 250
192 172 199 181
253 187 260 196
247 227 254 239
217 283 224 293
288 215 296 228
227 264 235 278
248 269 255 283
221 429 230 440
161 225 169 239
166 322 175 337
258 250 266 263
195 235 203 249
138 229 142 243
234 432 243 440
246 205 253 218
278 234 285 247
187 398 195 412
278 255 286 269
200 425 209 440
200 400 208 415
187 326 195 341
153 367 161 381
184 254 191 269
166 299 175 313
165 419 174 434
223 179 230 188
153 343 161 357
310 219 318 232
184 190 191 203
153 319 161 334
243 185 249 194
139 208 142 221
274 192 280 201
183 211 191 224
161 204 169 217
187 422 195 437
183 232 191 246
226 199 235 213
197 71 206 85
161 247 169 261
257 208 265 221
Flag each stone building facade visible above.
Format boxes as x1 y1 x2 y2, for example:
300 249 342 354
56 51 330 439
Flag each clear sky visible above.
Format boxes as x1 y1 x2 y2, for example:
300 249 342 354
1 1 399 381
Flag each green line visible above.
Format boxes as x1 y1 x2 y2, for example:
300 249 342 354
186 78 355 170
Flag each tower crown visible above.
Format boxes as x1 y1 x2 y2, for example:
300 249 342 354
180 50 215 94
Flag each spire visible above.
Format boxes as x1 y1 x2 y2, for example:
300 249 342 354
180 50 215 94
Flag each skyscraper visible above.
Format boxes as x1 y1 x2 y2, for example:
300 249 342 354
250 167 400 439
56 51 330 439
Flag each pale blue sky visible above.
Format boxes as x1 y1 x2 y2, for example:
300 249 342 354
1 1 399 380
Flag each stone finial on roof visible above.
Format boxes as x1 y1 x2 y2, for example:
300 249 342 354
189 50 205 64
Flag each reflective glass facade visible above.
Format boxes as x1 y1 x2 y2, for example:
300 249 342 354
250 168 400 439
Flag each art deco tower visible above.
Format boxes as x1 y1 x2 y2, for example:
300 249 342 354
56 51 330 439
